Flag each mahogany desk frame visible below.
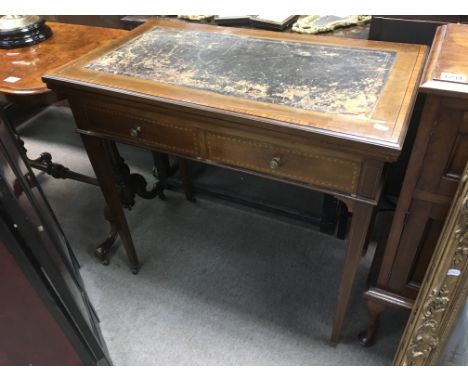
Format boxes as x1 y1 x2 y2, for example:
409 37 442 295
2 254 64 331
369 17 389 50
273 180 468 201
43 19 427 342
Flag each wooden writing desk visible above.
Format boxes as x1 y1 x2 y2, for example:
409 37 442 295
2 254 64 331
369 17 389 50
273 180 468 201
43 19 426 342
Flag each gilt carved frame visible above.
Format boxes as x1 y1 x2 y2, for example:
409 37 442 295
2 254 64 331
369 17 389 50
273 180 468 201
394 161 468 365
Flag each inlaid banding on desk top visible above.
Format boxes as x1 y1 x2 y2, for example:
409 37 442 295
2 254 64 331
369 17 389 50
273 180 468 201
85 27 397 116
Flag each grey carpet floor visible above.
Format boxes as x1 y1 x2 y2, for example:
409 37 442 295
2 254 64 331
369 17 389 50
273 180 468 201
17 105 408 365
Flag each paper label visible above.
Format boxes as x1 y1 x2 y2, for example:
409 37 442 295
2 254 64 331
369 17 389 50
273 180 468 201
3 76 21 83
447 269 461 277
440 72 467 83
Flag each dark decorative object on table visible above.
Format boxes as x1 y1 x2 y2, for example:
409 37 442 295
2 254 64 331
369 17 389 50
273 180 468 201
249 15 298 30
213 16 252 27
0 15 52 49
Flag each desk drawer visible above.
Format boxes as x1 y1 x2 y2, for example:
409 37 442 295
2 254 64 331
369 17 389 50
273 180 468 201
82 104 200 156
206 133 360 193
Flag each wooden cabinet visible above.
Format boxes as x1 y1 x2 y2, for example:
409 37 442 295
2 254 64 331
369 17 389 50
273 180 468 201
361 23 468 346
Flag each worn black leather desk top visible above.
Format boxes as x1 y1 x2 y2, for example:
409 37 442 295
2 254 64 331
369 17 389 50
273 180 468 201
86 26 396 117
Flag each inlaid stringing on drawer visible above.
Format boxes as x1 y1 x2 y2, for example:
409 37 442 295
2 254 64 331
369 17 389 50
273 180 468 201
82 104 200 156
206 133 361 193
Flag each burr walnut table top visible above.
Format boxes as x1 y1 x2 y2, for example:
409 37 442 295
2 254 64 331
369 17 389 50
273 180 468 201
43 19 426 160
0 22 126 96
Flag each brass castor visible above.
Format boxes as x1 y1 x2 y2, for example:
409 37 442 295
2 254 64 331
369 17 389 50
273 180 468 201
358 329 374 347
101 258 110 266
95 247 110 266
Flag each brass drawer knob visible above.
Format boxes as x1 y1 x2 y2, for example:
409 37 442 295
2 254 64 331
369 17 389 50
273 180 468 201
269 156 281 169
130 126 141 137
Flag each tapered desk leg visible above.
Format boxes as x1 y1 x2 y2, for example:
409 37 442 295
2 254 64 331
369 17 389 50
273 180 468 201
331 201 374 342
81 134 140 274
179 158 196 202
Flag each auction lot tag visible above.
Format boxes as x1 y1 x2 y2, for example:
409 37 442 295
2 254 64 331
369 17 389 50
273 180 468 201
440 72 467 83
447 269 461 277
3 76 21 83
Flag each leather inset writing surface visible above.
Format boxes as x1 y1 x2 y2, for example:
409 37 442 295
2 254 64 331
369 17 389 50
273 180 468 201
85 27 396 117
